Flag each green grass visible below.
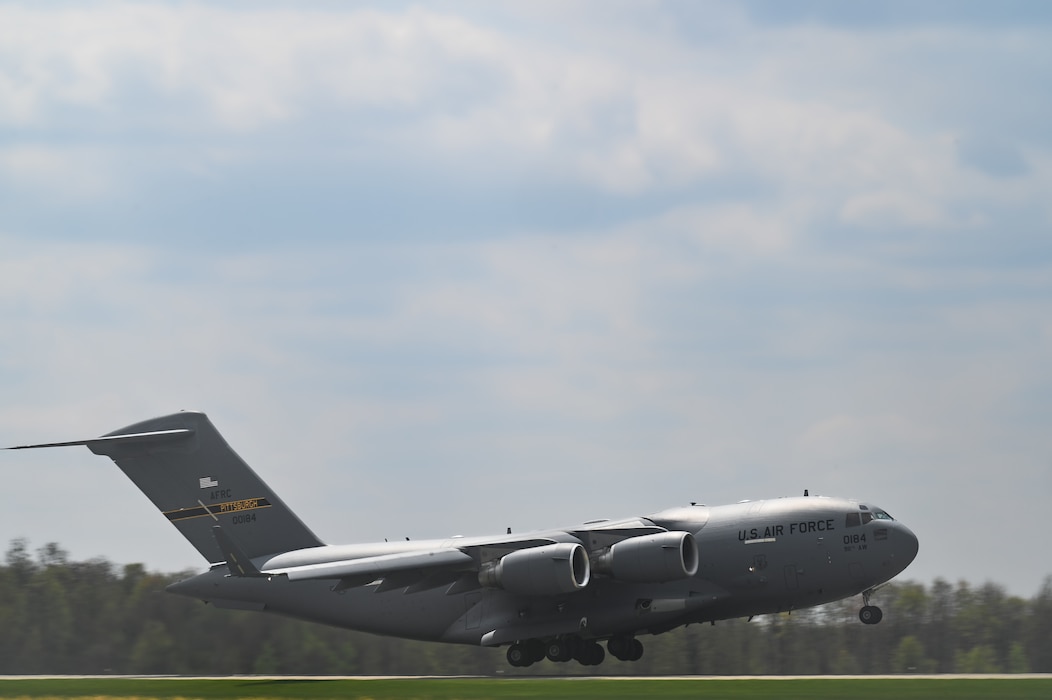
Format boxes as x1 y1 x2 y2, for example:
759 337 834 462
0 677 1050 700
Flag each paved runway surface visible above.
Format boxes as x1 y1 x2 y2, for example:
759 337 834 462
4 674 1052 680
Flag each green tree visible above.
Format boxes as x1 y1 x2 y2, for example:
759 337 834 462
4 538 35 579
830 648 860 674
1025 577 1052 671
891 635 935 673
956 645 1001 673
129 620 176 674
925 578 955 672
252 641 280 674
1008 642 1030 673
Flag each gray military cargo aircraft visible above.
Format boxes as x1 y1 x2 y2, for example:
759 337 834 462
7 411 918 667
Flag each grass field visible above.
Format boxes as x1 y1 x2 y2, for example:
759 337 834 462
2 677 1052 700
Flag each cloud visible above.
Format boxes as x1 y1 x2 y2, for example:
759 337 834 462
0 145 118 200
3 1 1046 212
956 134 1030 178
1 1 1051 597
840 189 951 229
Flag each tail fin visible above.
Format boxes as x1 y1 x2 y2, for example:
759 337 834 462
11 411 323 562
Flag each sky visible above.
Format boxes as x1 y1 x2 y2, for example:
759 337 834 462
1 1 1050 599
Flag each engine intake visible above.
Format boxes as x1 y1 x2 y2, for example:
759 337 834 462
593 531 698 583
478 543 590 595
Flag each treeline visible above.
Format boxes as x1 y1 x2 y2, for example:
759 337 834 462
1 539 1049 676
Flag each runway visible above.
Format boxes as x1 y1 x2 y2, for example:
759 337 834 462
4 674 1052 680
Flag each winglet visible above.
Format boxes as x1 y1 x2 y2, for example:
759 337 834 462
212 526 263 577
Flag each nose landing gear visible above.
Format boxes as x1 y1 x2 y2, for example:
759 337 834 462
858 588 884 624
859 604 883 624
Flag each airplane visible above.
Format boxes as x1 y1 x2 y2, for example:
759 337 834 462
6 410 919 667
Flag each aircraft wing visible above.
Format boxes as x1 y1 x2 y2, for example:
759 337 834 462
214 516 697 597
264 548 477 592
240 535 566 594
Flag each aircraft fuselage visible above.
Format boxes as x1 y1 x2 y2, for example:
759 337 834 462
169 495 918 649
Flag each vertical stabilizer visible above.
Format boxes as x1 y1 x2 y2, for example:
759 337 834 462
13 411 324 562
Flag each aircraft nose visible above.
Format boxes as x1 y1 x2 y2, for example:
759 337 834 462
895 523 920 570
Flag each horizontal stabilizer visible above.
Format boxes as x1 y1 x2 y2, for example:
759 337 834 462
5 428 194 451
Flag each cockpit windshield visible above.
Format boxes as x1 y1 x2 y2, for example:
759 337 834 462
845 506 894 527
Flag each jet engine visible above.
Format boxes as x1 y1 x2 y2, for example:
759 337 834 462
593 531 699 583
478 543 590 595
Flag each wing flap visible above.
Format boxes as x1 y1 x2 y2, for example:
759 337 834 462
266 548 475 586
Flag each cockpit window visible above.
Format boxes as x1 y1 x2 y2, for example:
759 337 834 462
845 512 861 527
855 505 894 524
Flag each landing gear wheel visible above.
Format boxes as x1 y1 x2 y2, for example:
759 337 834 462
574 641 605 666
591 644 606 665
527 639 546 664
507 642 531 667
507 644 523 667
859 605 883 625
607 635 629 660
546 638 573 663
607 635 644 662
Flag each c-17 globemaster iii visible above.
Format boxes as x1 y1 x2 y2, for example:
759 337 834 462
6 411 918 667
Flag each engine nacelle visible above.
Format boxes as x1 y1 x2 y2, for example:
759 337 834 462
478 543 590 595
593 531 699 583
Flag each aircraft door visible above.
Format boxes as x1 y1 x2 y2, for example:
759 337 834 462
784 564 799 591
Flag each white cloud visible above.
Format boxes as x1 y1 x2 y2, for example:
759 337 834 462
1 2 1051 597
3 1 1045 211
840 189 950 229
0 145 122 200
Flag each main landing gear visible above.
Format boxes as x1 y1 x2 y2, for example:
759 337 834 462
506 634 643 667
606 634 644 662
858 589 884 625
